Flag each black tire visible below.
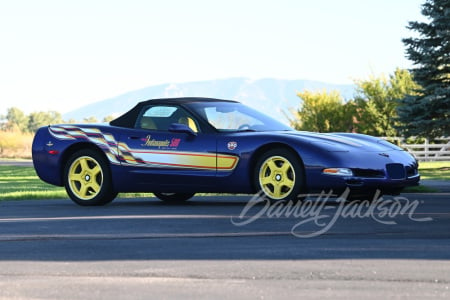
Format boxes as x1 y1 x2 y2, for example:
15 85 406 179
154 192 195 203
254 148 305 201
63 149 117 206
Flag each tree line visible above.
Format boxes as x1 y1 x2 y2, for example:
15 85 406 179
0 68 416 137
0 66 445 138
289 68 420 137
0 110 115 133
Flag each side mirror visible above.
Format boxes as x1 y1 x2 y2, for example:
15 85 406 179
168 123 197 136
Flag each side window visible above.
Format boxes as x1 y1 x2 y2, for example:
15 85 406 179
136 105 200 133
144 106 178 118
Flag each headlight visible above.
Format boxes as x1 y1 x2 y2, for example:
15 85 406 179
323 168 353 176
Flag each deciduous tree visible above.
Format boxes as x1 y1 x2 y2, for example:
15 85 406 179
28 111 63 132
290 90 354 132
3 107 29 132
355 69 418 137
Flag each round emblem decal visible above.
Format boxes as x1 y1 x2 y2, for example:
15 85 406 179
227 141 237 150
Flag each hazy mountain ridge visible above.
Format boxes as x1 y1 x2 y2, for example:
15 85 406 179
63 78 355 123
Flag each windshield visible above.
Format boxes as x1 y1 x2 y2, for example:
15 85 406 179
189 102 293 132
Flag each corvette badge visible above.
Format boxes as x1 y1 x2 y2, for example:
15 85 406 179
227 141 237 150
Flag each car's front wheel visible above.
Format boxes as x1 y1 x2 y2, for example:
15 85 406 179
64 149 117 206
154 192 195 203
254 148 305 201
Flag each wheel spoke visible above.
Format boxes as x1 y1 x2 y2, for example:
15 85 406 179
260 175 273 186
280 161 292 173
79 158 89 172
91 164 101 176
89 181 101 193
69 173 83 182
266 159 278 172
282 178 294 189
78 183 89 197
272 183 282 198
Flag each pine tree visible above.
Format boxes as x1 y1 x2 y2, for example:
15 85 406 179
398 0 450 138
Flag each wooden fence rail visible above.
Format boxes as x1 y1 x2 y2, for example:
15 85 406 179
381 137 450 162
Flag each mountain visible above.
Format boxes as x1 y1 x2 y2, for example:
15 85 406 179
63 78 355 123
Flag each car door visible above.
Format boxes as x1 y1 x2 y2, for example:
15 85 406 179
116 104 220 189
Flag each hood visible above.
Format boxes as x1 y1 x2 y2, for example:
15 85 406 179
282 131 404 152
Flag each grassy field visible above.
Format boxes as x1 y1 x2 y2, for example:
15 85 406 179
0 165 154 201
0 166 67 200
0 162 449 201
416 161 450 180
402 161 449 192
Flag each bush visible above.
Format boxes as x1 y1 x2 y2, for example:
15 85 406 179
0 130 33 159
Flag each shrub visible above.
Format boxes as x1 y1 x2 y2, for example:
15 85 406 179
0 130 33 158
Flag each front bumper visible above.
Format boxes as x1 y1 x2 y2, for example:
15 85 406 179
305 150 420 196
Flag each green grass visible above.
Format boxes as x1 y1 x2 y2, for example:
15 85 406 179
402 161 449 193
0 165 154 201
1 161 449 200
416 161 450 180
403 185 437 193
0 166 67 200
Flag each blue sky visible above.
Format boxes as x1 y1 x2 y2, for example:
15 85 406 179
0 0 425 115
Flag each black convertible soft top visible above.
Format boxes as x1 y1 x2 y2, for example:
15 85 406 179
109 97 237 128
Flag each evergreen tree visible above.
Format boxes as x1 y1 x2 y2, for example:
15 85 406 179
398 0 450 138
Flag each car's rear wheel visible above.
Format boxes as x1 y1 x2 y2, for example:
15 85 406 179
254 148 304 201
154 192 195 203
64 149 117 206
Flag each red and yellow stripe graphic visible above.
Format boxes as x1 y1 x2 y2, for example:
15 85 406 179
118 142 238 170
48 126 239 171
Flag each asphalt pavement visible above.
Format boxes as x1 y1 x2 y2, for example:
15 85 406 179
1 159 449 299
0 193 449 299
422 179 450 192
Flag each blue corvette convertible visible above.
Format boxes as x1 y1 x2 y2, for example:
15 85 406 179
32 97 420 206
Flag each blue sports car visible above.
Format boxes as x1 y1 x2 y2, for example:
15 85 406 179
32 97 420 206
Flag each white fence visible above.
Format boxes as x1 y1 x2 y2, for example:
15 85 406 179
382 137 450 162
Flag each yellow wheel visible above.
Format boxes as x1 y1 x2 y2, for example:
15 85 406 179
64 149 117 206
255 148 304 201
68 156 103 200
